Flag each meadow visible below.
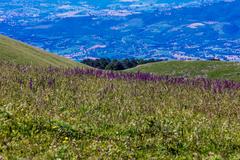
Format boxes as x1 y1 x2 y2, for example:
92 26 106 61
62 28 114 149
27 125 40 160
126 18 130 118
128 61 240 82
0 62 240 159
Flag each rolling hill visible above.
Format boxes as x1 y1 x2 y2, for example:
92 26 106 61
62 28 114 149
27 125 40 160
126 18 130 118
128 61 240 81
1 34 240 82
0 35 86 68
0 35 240 159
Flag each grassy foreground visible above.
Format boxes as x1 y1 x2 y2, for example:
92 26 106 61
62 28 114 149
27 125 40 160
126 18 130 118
128 61 240 81
0 62 240 159
0 35 86 68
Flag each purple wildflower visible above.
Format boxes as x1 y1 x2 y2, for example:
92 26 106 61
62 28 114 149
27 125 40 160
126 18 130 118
48 78 55 87
59 67 240 93
29 78 33 90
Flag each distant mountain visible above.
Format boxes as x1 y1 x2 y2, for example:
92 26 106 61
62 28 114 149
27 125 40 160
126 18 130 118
0 35 86 68
0 0 240 61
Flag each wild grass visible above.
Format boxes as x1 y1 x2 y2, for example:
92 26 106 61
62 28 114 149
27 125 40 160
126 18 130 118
128 61 240 81
0 62 240 159
0 35 86 68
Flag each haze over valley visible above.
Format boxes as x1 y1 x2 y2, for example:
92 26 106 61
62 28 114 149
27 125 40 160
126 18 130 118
1 0 240 61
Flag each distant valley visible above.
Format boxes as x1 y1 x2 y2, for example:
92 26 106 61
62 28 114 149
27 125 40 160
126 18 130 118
0 0 240 61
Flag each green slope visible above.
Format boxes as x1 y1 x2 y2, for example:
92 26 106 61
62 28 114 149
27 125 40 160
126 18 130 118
1 63 240 159
0 34 86 68
128 61 240 81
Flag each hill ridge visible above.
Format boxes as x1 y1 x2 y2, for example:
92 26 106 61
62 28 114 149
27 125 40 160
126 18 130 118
0 34 86 68
128 61 240 81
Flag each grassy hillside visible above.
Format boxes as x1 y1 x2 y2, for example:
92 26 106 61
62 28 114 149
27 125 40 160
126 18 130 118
0 35 86 68
0 63 240 159
1 34 240 159
128 61 240 81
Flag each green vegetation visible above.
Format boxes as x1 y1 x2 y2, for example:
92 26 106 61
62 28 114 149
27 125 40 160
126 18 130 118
0 34 240 159
0 35 86 68
0 62 240 159
128 61 240 81
82 58 161 70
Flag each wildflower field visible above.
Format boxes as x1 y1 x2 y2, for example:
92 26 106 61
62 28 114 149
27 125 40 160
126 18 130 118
0 62 240 159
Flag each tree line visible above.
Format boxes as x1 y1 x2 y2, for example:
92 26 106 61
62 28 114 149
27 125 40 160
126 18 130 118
82 58 162 70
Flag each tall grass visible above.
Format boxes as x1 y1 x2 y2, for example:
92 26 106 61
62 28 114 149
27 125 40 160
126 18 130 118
0 62 240 159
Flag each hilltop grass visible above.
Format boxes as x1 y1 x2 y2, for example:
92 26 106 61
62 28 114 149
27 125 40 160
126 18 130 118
0 35 87 68
0 62 240 159
127 61 240 81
